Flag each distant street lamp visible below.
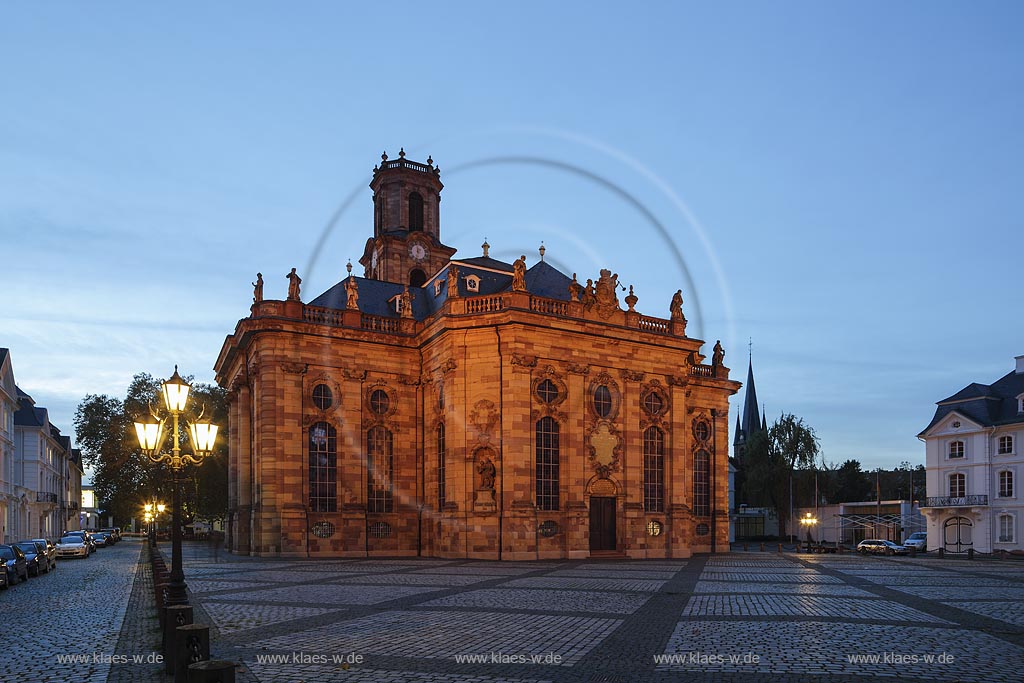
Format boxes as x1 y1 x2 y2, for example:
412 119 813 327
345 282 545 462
799 511 819 544
143 500 166 542
134 366 219 606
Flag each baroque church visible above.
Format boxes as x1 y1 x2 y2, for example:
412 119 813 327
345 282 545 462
214 151 741 559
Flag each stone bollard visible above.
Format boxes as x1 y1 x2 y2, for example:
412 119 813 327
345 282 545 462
743 543 749 552
938 547 944 558
968 548 974 560
188 660 236 683
174 624 210 683
164 605 193 674
759 542 765 552
777 543 783 553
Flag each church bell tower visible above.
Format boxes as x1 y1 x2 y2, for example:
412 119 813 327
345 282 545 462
359 149 457 286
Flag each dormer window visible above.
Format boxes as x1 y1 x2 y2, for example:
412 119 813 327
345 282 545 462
948 440 965 459
434 280 444 296
465 275 480 292
389 294 403 315
1018 395 1024 414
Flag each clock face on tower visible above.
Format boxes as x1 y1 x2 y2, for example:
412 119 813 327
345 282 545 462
409 243 428 263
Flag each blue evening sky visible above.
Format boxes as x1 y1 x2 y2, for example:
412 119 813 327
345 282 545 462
2 2 1021 472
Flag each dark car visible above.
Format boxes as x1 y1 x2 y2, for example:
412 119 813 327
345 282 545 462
857 539 909 556
0 561 7 589
14 541 48 576
91 532 111 548
30 539 57 570
0 544 29 584
101 527 121 543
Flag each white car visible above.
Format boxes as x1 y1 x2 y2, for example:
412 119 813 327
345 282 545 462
903 532 927 552
55 535 90 559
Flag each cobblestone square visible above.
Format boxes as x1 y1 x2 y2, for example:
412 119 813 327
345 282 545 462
11 542 1022 683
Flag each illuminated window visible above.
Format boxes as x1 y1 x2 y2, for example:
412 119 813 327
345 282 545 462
367 426 393 513
643 427 665 512
536 417 560 511
309 422 336 512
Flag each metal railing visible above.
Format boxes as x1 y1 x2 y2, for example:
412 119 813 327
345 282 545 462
36 491 58 504
921 495 988 507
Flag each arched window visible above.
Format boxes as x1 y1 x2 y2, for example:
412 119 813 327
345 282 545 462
437 423 446 508
948 441 964 459
949 472 966 498
309 422 337 512
643 427 665 512
367 426 393 513
998 470 1014 498
693 449 710 516
536 417 560 510
409 269 426 288
408 192 424 231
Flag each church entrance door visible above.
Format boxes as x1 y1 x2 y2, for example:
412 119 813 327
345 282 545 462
589 497 616 551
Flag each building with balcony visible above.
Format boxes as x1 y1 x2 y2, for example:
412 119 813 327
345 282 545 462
13 387 73 539
918 355 1024 553
215 152 741 560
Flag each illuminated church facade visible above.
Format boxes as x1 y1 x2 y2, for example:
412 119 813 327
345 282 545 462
214 151 740 559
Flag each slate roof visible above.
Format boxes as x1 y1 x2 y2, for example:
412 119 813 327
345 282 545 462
0 348 8 365
14 387 47 428
308 258 574 322
920 367 1024 435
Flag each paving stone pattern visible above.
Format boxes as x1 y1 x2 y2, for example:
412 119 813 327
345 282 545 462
24 541 1022 683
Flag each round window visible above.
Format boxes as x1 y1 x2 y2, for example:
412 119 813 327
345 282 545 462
643 392 664 416
646 520 663 536
694 421 710 442
369 389 390 415
539 520 559 537
312 384 333 410
537 379 559 404
593 385 612 418
311 521 336 539
696 523 710 536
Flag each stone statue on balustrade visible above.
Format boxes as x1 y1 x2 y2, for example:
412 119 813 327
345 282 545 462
252 273 263 304
670 289 684 321
286 268 302 301
512 255 527 292
345 277 359 310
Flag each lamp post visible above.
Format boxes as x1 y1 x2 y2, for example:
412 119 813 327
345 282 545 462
143 500 166 543
134 366 219 606
799 511 818 545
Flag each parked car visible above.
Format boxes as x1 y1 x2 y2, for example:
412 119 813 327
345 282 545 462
101 527 121 543
55 535 90 559
903 532 928 552
857 539 909 556
0 562 7 589
91 532 110 548
0 544 29 583
30 539 57 570
63 531 96 553
13 541 48 576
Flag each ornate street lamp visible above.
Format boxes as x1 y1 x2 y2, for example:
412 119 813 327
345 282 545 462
134 366 219 606
799 511 819 545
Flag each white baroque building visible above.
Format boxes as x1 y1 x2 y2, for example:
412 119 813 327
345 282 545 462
919 355 1024 554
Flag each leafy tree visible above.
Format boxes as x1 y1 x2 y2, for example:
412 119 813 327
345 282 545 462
74 372 228 529
831 459 871 503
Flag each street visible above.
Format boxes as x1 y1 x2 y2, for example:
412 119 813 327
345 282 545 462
0 538 143 683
